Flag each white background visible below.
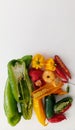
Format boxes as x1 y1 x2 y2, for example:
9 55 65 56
0 0 75 130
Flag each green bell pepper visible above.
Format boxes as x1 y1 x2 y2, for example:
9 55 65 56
8 58 33 119
4 79 21 126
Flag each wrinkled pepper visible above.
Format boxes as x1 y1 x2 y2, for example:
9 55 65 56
33 98 47 126
8 58 33 119
4 79 21 126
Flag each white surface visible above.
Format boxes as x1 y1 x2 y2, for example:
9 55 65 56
0 0 75 130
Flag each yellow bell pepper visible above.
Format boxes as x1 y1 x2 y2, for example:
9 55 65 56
45 58 56 71
31 54 45 69
33 98 47 126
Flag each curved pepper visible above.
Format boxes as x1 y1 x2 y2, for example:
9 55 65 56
4 79 21 126
33 98 47 126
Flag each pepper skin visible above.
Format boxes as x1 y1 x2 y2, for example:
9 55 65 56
21 55 32 68
45 94 55 119
33 98 47 126
54 55 71 79
4 79 21 126
48 114 66 123
55 65 68 83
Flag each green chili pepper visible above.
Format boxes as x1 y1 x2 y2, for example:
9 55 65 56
8 59 33 119
4 79 21 126
45 94 55 119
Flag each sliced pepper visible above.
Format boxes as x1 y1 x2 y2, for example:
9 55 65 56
54 97 73 114
8 59 33 119
4 79 21 126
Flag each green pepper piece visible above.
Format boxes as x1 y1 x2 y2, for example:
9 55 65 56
4 79 21 126
21 55 32 68
45 94 55 119
8 59 33 119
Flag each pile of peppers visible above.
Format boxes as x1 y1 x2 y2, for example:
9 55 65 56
4 54 73 127
4 55 33 126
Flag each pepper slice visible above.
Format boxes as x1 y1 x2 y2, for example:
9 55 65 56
54 97 73 114
8 59 33 119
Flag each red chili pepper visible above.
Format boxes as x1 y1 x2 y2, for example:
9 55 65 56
48 114 66 123
54 55 71 79
55 65 68 83
61 103 71 113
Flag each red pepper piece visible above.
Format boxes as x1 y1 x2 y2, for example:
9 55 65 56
54 55 71 79
55 65 68 83
61 103 71 113
48 114 66 123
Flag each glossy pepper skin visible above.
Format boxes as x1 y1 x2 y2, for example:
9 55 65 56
54 55 71 79
55 65 68 83
8 59 33 119
48 114 66 123
4 79 21 126
21 55 32 68
33 98 47 126
54 97 73 114
45 94 55 119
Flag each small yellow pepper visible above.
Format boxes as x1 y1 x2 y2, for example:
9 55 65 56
45 58 56 71
32 54 45 69
33 98 47 126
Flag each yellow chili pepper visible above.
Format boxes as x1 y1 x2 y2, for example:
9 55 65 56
45 58 56 71
33 98 47 126
32 54 45 69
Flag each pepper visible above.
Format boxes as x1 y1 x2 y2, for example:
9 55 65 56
31 54 45 69
33 98 47 126
21 55 32 68
8 59 33 119
45 94 55 119
32 81 63 100
55 64 68 83
54 97 73 114
48 114 66 123
45 58 56 71
4 79 21 126
54 55 71 79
